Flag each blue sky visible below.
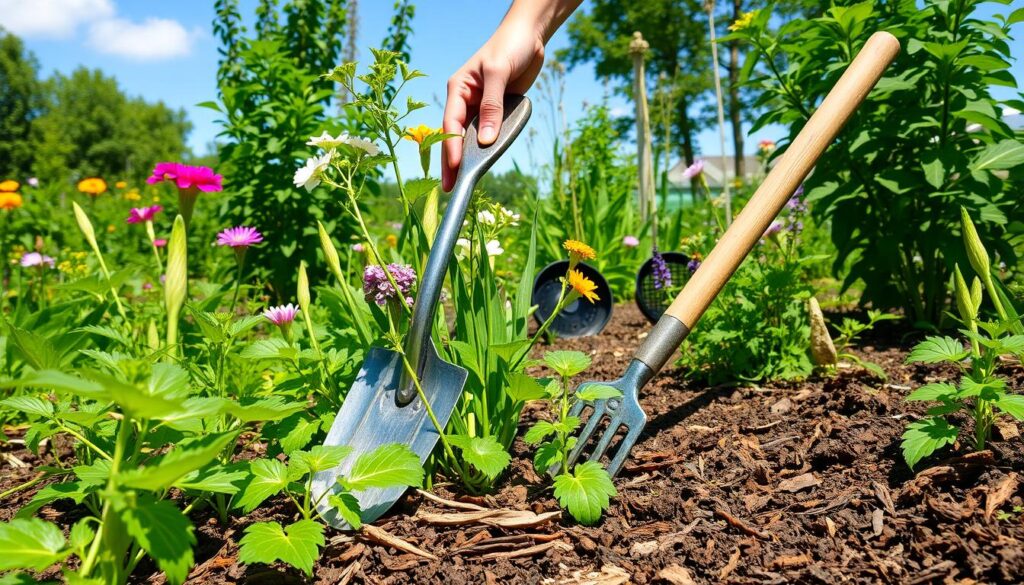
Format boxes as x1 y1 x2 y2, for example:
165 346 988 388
2 1 1022 180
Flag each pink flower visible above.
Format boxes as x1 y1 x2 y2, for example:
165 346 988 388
264 304 299 325
20 252 55 268
126 205 163 224
146 162 223 192
142 282 153 291
153 239 168 248
622 235 640 248
352 243 365 253
682 160 704 180
217 226 264 248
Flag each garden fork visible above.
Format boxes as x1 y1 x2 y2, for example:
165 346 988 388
557 32 901 478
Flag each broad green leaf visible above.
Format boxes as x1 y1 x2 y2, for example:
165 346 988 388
344 443 423 491
505 373 546 402
240 339 298 361
906 336 969 364
176 465 249 494
524 421 556 445
446 435 510 480
120 497 195 585
994 334 1024 356
957 376 1005 400
0 518 67 571
7 326 63 370
290 445 353 477
1 396 54 418
119 432 237 491
533 441 561 474
68 520 95 553
552 416 581 435
238 520 324 576
552 460 617 525
0 573 57 585
902 417 958 469
234 459 289 513
17 481 90 519
575 384 622 402
328 492 363 529
74 460 112 487
969 139 1024 171
148 363 190 399
996 394 1024 420
905 383 958 402
227 397 307 423
2 370 104 397
543 351 591 378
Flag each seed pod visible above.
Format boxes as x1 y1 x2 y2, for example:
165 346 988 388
952 264 975 323
960 207 990 279
317 221 345 284
165 215 188 356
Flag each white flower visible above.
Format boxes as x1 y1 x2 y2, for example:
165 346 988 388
293 151 334 192
346 136 380 156
499 206 520 226
455 238 472 259
477 209 496 225
306 131 349 150
485 239 504 257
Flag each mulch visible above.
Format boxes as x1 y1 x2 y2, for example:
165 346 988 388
2 304 1022 584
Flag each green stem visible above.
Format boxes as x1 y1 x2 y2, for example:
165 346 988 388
230 249 246 314
0 472 47 500
397 349 468 479
80 418 131 578
341 185 411 314
60 423 113 461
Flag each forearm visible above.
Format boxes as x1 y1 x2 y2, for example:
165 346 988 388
503 0 584 43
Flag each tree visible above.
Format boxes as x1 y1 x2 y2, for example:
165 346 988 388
0 29 41 178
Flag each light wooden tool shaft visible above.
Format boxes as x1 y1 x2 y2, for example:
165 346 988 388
664 32 900 329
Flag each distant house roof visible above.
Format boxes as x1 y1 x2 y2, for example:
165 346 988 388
667 155 762 188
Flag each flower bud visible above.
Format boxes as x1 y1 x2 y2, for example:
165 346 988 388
317 221 345 284
952 264 975 324
422 186 439 244
72 201 98 253
165 215 188 355
960 207 990 278
970 276 983 314
297 261 311 313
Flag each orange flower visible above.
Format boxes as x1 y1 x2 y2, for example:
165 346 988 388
0 180 20 192
563 239 597 263
77 177 107 196
567 269 600 304
115 181 128 189
403 124 442 145
386 234 398 248
0 192 23 210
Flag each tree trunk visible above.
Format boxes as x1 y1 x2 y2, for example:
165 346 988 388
728 0 745 179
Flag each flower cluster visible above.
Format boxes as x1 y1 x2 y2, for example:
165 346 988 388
651 248 672 290
147 163 223 192
363 263 416 307
306 131 381 156
729 10 756 32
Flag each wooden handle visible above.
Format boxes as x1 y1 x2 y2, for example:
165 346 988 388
665 31 900 328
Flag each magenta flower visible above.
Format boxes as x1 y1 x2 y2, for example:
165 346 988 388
147 162 223 192
622 235 640 248
264 304 299 326
126 205 163 224
681 160 704 180
20 252 55 268
363 264 416 306
217 226 264 248
153 239 168 248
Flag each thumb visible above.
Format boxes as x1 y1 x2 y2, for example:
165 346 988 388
477 66 508 145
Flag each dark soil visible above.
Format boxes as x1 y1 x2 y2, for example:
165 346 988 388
3 304 1023 584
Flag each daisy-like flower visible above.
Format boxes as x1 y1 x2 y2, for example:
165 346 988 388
217 226 264 248
146 163 223 192
404 124 442 145
346 136 380 156
264 304 299 326
681 160 704 180
567 269 600 304
126 205 163 224
758 139 776 154
563 239 597 266
77 177 107 196
0 192 23 210
307 131 349 150
622 235 640 248
363 263 416 307
0 179 20 192
293 151 334 192
20 252 55 268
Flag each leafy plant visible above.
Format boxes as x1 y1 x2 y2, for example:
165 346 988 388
901 209 1024 468
830 309 899 378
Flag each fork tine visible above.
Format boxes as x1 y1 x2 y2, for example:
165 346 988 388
563 399 606 471
606 424 644 477
586 415 624 464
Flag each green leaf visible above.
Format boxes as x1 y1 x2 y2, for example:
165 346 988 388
902 417 958 469
996 394 1024 420
175 465 249 494
7 326 63 370
446 435 510 480
328 492 363 530
920 151 945 189
227 397 307 423
552 461 617 525
234 459 289 513
238 520 324 576
524 421 556 445
68 519 95 553
0 518 67 571
345 443 422 491
543 351 591 378
957 376 1005 400
1 396 54 418
906 336 969 364
2 370 104 397
906 383 958 402
147 363 191 399
240 339 298 361
17 481 90 519
290 445 353 477
575 384 622 402
120 497 196 585
505 372 546 402
119 432 237 491
534 441 561 475
969 139 1024 171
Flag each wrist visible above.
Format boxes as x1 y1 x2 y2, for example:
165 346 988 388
504 0 580 44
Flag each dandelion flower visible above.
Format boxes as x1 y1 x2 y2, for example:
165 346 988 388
293 151 334 192
264 304 299 325
0 180 20 192
147 163 223 192
217 226 264 248
681 160 704 180
77 177 107 196
20 252 55 268
0 192 23 210
563 239 597 262
622 235 640 248
567 269 600 304
404 124 442 145
126 205 163 224
363 264 416 306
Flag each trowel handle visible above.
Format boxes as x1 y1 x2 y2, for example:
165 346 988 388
633 31 900 375
399 95 532 404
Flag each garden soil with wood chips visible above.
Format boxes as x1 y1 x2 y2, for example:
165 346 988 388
3 304 1023 584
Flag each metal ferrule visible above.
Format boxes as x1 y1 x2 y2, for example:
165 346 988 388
633 315 690 375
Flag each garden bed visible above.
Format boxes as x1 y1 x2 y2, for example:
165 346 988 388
3 305 1022 584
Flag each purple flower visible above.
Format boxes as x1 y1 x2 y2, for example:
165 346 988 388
126 205 163 224
622 235 640 248
264 304 299 325
217 226 264 248
363 263 416 306
763 221 783 239
651 248 672 290
681 160 704 180
687 258 701 273
20 252 55 268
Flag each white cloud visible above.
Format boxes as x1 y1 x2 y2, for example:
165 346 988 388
87 17 198 61
0 0 113 38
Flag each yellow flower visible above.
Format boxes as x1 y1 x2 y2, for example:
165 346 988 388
107 224 116 233
115 181 127 189
0 192 23 210
386 234 398 248
567 269 600 304
0 180 20 192
729 11 755 31
124 190 142 201
403 124 442 145
77 177 107 196
563 239 597 262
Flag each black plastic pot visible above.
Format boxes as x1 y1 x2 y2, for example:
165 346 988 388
532 260 613 338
